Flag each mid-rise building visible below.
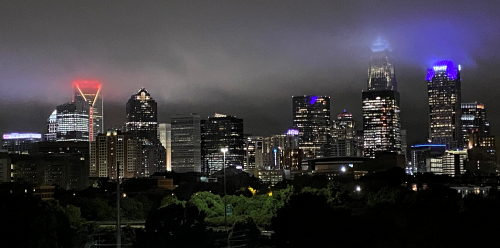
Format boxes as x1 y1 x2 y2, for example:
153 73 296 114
90 130 142 179
292 95 331 159
362 38 402 158
428 150 467 176
331 110 356 157
54 102 90 141
426 60 462 150
2 133 42 154
171 113 202 173
159 123 172 171
72 80 103 141
201 113 244 174
410 144 446 174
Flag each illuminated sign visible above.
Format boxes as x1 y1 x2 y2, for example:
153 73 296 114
3 133 42 140
287 129 299 136
433 65 447 71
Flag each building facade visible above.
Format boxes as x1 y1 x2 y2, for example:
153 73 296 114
426 60 462 150
292 95 331 159
90 130 142 179
171 113 202 173
331 110 357 157
362 38 402 158
2 133 42 154
159 123 172 171
72 80 103 141
54 102 90 141
201 114 244 174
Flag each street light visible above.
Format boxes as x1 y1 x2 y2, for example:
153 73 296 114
221 148 228 226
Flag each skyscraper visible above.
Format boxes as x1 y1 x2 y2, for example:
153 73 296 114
362 38 401 158
201 113 244 174
171 113 202 173
461 102 492 148
73 80 103 141
159 123 172 171
331 110 356 157
55 102 90 141
426 60 462 150
125 88 165 175
292 95 331 159
368 37 397 91
125 88 158 145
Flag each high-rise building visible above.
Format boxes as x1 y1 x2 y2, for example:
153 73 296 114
171 113 202 173
426 60 462 150
73 80 103 141
159 123 172 171
125 88 158 146
244 136 263 171
362 38 402 158
201 113 244 174
331 110 356 157
368 37 397 91
125 88 165 176
54 102 90 141
2 133 42 154
90 130 142 179
292 95 331 159
461 102 493 148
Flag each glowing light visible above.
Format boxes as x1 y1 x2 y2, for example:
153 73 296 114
427 61 457 80
309 96 318 105
371 37 389 52
356 186 361 192
3 133 42 139
340 166 346 172
411 144 446 147
287 129 299 136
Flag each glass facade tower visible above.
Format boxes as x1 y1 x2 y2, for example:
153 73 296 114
362 38 402 158
426 60 462 150
73 80 103 141
292 95 331 159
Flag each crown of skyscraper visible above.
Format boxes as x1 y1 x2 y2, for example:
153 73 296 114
371 37 389 52
426 60 458 81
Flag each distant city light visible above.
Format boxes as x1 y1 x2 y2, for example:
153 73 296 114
309 96 318 105
340 166 346 172
412 144 446 148
356 186 361 192
3 133 42 140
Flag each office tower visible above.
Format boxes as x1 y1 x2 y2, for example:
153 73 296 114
0 151 11 183
244 136 263 171
410 144 446 174
159 123 172 171
125 88 165 175
461 102 493 148
55 102 90 141
73 80 103 141
368 37 397 91
428 150 467 176
331 110 356 157
426 60 462 150
2 133 42 154
90 130 142 179
201 113 244 174
362 38 402 158
292 95 331 159
171 113 202 173
125 88 158 146
45 110 58 141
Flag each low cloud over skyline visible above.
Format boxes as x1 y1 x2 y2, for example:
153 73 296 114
2 0 500 145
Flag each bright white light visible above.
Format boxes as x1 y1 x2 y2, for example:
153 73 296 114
433 65 447 71
356 186 361 192
221 148 228 153
341 166 346 172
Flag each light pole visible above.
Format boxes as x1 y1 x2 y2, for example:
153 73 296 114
221 147 228 226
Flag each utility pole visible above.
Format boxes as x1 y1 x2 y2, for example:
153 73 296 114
116 161 121 248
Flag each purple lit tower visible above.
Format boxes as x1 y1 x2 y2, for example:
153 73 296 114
426 60 462 150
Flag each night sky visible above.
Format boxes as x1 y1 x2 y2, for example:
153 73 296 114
1 1 500 146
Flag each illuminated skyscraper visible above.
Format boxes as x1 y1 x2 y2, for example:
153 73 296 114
362 38 402 158
368 37 397 91
201 113 244 174
55 102 90 141
125 88 158 146
331 110 356 157
426 60 462 150
171 113 202 173
292 95 331 159
461 102 492 148
125 88 165 176
73 80 103 141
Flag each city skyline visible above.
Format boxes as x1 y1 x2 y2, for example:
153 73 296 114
1 1 500 147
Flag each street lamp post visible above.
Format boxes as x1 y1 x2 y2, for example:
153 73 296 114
221 148 228 226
